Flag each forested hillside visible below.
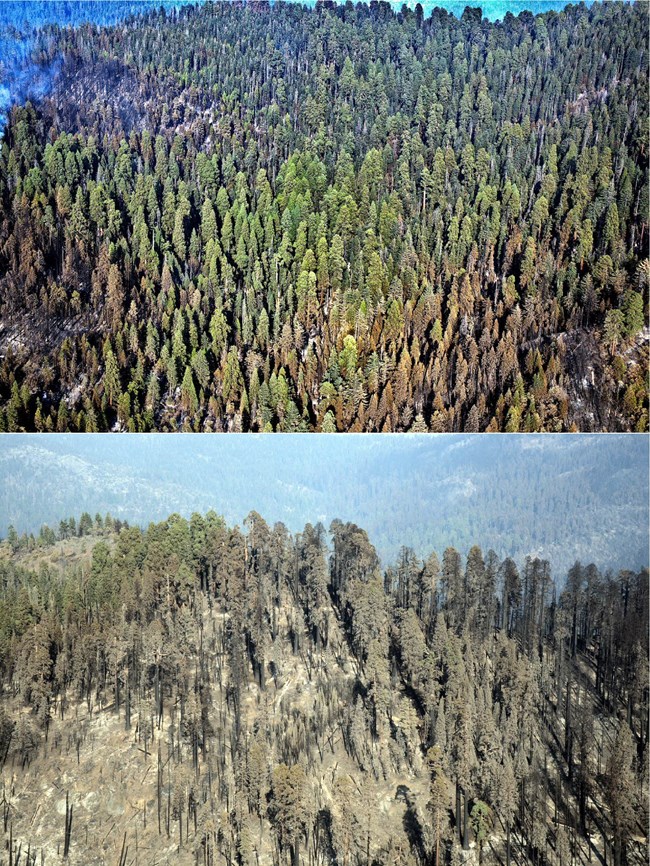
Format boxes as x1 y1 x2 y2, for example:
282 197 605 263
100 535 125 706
0 512 647 865
0 1 647 431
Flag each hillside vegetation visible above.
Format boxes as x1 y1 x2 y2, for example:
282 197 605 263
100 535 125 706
0 512 647 865
0 1 647 431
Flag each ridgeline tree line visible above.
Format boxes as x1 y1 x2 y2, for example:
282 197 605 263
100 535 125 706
0 0 647 431
0 510 647 865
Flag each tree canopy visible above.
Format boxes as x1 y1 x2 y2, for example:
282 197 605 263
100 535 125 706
0 508 647 864
0 0 647 431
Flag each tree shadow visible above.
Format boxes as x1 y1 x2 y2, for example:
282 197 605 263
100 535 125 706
398 785 427 865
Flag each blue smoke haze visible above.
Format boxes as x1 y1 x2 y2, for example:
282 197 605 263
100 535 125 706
0 433 648 576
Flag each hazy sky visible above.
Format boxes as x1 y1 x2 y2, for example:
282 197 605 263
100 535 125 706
0 1 602 30
1 433 647 575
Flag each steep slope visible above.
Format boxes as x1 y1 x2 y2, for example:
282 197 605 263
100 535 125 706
0 515 647 866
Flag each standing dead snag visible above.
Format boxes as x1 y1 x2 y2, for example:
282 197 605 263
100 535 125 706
63 790 73 859
117 831 128 866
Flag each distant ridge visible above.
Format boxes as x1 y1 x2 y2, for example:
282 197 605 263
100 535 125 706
0 435 647 576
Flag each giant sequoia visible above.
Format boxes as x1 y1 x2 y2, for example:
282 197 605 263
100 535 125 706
0 0 647 431
0 511 647 864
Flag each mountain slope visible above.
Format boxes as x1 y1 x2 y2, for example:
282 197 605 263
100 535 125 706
0 512 647 866
0 434 647 575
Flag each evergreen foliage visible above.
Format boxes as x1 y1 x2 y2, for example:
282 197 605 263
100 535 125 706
0 511 647 864
0 0 647 430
